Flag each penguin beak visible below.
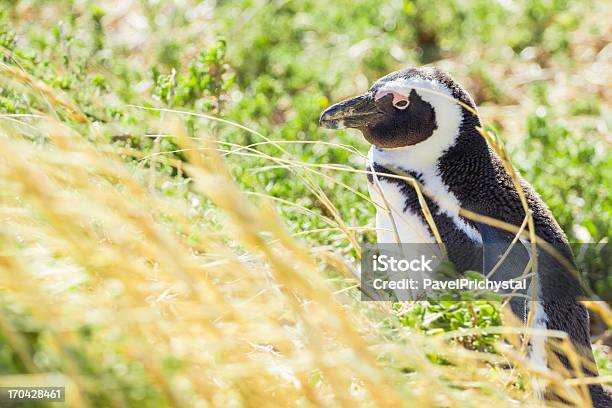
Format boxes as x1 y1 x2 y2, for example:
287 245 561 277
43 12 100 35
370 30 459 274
319 93 379 129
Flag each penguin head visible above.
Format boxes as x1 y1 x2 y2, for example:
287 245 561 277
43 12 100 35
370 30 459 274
320 67 479 149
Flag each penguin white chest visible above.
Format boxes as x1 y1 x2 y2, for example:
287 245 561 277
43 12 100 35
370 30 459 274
367 178 436 243
367 147 482 245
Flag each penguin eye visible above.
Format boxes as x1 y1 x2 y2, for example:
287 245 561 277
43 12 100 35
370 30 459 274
374 88 410 111
393 99 409 110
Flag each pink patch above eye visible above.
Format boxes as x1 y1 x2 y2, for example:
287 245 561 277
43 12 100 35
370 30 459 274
374 89 409 109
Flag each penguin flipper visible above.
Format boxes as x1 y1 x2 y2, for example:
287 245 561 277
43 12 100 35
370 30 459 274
476 222 531 321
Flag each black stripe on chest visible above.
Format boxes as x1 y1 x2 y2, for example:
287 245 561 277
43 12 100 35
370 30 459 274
367 162 482 272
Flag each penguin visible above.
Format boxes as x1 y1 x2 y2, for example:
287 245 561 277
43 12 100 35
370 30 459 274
319 67 611 407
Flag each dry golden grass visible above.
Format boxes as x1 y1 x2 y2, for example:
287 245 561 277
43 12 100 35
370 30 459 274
0 62 609 408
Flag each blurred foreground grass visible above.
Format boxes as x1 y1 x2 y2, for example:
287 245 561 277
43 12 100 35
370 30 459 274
0 0 610 406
